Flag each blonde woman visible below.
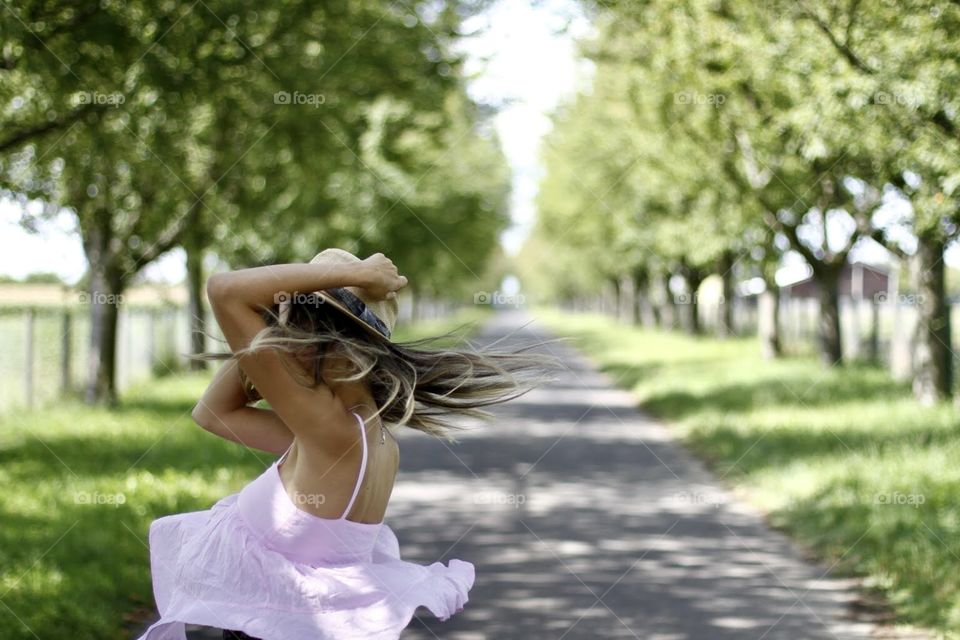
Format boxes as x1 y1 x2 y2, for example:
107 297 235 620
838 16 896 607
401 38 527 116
136 248 562 640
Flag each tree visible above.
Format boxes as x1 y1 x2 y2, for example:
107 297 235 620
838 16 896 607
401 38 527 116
0 0 509 404
782 0 960 401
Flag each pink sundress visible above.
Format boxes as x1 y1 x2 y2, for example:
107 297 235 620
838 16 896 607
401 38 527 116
135 411 474 639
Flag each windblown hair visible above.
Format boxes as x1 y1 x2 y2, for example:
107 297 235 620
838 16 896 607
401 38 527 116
190 294 569 442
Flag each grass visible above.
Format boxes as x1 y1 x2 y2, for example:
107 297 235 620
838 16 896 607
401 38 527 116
533 306 960 636
0 305 491 640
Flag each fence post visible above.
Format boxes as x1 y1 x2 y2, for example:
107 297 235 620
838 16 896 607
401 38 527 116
125 306 133 389
61 307 72 393
24 308 35 408
847 298 861 360
148 308 157 372
166 307 176 368
868 298 880 362
121 306 137 384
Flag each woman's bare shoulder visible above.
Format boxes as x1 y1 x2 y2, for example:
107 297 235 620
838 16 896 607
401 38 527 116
283 391 363 451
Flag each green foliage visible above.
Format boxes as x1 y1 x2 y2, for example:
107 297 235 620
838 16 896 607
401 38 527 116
530 0 960 295
20 272 64 284
356 89 512 301
0 0 512 404
0 0 510 297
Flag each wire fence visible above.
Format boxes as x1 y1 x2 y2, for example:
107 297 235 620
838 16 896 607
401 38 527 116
569 288 955 382
9 287 941 413
727 296 936 379
0 295 457 413
0 305 195 412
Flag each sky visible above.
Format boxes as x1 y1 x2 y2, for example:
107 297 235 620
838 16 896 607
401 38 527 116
0 0 592 286
0 198 87 283
456 0 592 255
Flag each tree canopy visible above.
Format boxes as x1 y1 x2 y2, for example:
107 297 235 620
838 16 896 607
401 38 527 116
524 0 960 399
1 0 511 403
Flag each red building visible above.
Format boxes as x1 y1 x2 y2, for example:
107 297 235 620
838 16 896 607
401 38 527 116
780 261 890 300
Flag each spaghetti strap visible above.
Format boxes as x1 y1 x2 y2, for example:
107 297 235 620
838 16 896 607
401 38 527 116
340 411 369 520
277 440 295 466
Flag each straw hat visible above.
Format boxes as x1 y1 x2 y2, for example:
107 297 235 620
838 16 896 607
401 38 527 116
278 248 398 340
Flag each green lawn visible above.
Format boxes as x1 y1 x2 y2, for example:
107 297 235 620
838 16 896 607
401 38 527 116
0 306 490 640
533 307 960 635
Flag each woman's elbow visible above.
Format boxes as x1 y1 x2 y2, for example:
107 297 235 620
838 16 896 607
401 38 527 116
191 403 219 431
205 272 235 304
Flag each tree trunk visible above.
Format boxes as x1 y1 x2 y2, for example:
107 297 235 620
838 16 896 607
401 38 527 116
632 282 643 325
687 281 702 335
913 235 952 403
681 267 705 336
636 288 656 328
619 273 635 324
717 251 736 338
814 266 843 366
651 273 670 328
662 273 679 329
185 239 208 371
60 308 73 392
630 266 654 328
85 264 123 406
609 275 622 319
651 296 663 327
759 280 782 359
867 298 880 363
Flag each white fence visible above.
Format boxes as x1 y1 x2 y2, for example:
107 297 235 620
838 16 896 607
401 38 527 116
0 293 455 413
572 287 948 381
727 297 933 378
0 305 196 411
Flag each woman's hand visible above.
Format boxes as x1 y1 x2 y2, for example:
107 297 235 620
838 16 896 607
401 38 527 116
360 252 408 300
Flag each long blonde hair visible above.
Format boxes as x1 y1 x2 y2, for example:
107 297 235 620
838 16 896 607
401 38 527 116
191 296 568 442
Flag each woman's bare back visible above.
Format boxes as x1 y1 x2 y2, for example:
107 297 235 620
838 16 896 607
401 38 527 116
277 402 400 524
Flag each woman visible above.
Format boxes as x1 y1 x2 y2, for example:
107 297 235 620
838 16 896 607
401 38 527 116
136 248 564 640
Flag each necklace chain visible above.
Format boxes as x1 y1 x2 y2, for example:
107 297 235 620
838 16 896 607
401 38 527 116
351 403 387 446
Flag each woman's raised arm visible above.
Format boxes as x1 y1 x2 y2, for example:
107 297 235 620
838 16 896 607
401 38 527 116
191 358 295 455
205 260 369 453
204 253 406 453
206 261 361 312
